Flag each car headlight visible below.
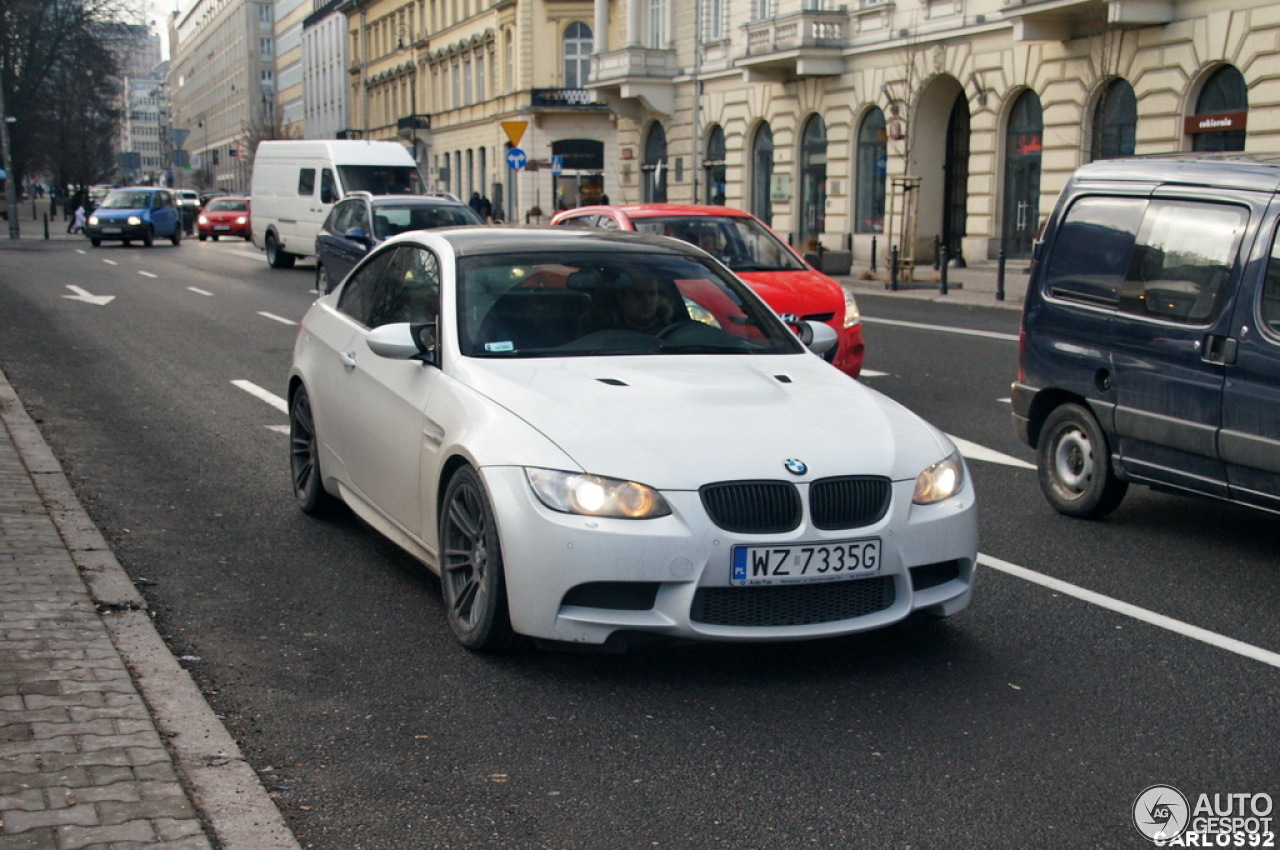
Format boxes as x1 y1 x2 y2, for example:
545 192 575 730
236 216 248 225
197 215 208 225
88 215 99 226
843 288 861 328
912 450 966 505
525 468 672 519
127 215 142 226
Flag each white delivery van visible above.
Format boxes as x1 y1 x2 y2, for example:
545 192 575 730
250 140 424 269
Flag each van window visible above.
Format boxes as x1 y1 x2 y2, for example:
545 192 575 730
298 168 316 196
1263 227 1280 335
1119 200 1244 324
1043 196 1144 307
337 165 424 195
320 169 337 204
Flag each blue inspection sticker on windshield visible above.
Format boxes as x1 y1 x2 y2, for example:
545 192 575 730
484 341 515 352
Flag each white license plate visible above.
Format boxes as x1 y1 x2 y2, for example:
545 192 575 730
731 538 881 586
102 227 121 234
214 225 230 230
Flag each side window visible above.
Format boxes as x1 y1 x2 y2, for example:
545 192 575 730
330 200 358 233
298 168 316 196
1261 225 1280 334
1119 200 1246 324
365 246 441 328
320 169 338 204
351 202 371 234
336 249 396 326
597 215 620 230
1042 196 1145 307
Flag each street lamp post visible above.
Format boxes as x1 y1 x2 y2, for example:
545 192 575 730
0 68 19 239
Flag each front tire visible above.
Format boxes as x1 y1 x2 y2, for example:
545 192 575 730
266 232 296 269
289 386 338 515
142 227 154 248
198 234 207 242
171 226 181 246
90 237 101 247
1037 402 1128 519
439 467 516 651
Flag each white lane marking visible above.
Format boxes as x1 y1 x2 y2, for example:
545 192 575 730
231 380 287 413
863 316 1019 342
139 271 157 278
947 434 1035 469
979 553 1280 670
63 285 115 306
266 425 290 434
860 369 889 378
188 287 214 297
258 311 297 326
102 259 118 266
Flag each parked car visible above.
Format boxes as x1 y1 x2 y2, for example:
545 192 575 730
84 187 182 247
197 196 252 241
313 191 483 293
550 204 865 377
288 227 976 652
1012 152 1280 518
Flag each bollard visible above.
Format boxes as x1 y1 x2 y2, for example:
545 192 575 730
996 244 1007 302
940 246 949 295
870 236 877 273
933 235 942 270
889 245 900 291
844 233 852 251
31 200 36 220
43 213 49 240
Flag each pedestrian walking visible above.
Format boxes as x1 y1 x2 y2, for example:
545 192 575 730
69 203 87 235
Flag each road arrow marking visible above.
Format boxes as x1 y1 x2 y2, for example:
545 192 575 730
63 285 116 306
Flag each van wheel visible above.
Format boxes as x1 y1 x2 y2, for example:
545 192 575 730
1037 402 1128 519
266 233 296 269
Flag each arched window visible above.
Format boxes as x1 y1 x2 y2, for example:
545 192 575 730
856 108 886 234
1003 90 1043 259
563 22 593 89
643 123 668 203
799 115 827 246
751 122 774 225
1193 66 1247 152
1091 78 1137 161
705 126 726 205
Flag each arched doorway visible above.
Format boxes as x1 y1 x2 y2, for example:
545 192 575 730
855 108 886 235
642 123 667 203
1191 66 1247 152
751 122 774 225
799 115 827 246
913 76 968 265
1091 78 1137 160
943 94 970 263
1003 90 1043 259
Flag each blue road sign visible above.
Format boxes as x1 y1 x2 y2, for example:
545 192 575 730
550 155 564 175
506 148 527 170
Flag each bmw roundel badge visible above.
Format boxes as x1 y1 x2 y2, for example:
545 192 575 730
784 458 808 476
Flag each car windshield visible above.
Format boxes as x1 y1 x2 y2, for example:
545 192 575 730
457 250 805 359
372 203 482 238
205 199 247 212
338 165 425 195
631 215 808 273
100 191 153 210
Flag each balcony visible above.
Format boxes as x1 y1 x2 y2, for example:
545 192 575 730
397 114 430 137
738 10 848 82
1001 0 1173 41
586 47 679 116
530 88 610 110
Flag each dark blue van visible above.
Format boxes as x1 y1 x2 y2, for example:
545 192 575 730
1012 154 1280 518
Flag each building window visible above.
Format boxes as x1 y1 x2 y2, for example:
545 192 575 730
856 108 886 234
751 122 774 225
1091 78 1137 161
642 123 668 203
705 125 726 205
704 0 726 41
1192 65 1247 152
646 0 668 49
563 22 592 89
752 0 773 21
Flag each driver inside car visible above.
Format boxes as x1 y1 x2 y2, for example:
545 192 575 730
579 271 677 335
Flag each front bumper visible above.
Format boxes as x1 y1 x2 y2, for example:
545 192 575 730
481 465 978 646
86 220 149 240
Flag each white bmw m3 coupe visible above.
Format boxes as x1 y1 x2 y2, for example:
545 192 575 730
288 227 978 652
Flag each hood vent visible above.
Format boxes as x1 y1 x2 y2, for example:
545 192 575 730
595 378 628 386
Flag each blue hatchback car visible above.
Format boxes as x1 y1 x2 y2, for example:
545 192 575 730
1012 153 1280 519
86 187 183 248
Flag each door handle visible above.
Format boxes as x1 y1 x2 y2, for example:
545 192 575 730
1202 334 1238 365
340 350 357 368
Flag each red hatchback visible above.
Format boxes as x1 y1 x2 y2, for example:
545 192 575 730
197 196 251 241
550 204 864 377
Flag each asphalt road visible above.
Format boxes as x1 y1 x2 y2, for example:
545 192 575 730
0 238 1276 849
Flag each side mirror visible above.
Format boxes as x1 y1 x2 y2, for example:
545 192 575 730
783 316 838 355
343 226 372 247
366 321 439 366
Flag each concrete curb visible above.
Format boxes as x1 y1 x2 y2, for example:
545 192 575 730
0 367 301 850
